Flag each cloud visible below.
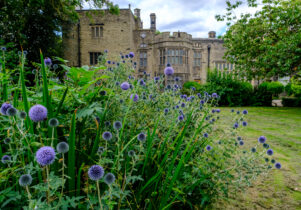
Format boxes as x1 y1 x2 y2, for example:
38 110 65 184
84 0 262 38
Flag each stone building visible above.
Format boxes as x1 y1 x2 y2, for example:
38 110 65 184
63 6 232 84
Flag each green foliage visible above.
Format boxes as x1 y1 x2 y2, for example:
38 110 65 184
285 83 293 96
266 82 284 97
217 0 301 79
182 81 204 94
282 97 301 107
253 82 273 106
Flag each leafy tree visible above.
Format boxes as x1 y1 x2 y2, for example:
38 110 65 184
0 0 119 64
216 0 301 80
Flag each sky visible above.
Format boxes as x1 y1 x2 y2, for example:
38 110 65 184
85 0 262 38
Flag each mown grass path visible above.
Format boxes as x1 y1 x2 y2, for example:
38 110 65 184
213 107 301 210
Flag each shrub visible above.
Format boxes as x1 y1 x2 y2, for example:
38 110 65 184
285 83 293 96
182 81 204 94
253 82 273 106
267 81 284 97
0 49 281 209
282 97 301 107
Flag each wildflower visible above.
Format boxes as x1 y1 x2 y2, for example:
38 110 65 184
115 82 120 86
174 77 180 82
1 155 11 164
129 52 135 58
29 105 47 122
178 115 184 121
239 140 244 146
19 111 27 119
113 121 122 130
166 63 171 67
251 147 256 153
19 174 32 187
1 46 7 51
242 121 248 127
266 149 273 156
48 118 59 127
130 94 139 102
100 90 106 96
97 147 105 155
243 110 248 115
265 157 269 162
200 100 205 105
212 109 215 113
154 77 160 82
164 108 169 114
7 107 17 116
258 136 266 144
139 79 145 86
275 162 281 169
128 150 135 157
56 142 69 154
166 84 171 90
233 122 239 129
181 102 186 108
88 165 104 181
236 111 240 114
102 131 113 141
107 61 111 64
36 146 56 166
137 132 146 142
212 93 218 98
206 145 212 151
104 173 115 184
237 136 242 141
191 87 196 91
263 143 270 148
271 159 276 164
164 66 174 76
105 121 111 127
4 138 11 144
44 57 52 66
231 109 234 113
104 49 108 53
203 133 209 138
216 109 220 113
120 99 124 103
125 54 129 58
120 82 130 90
1 103 13 115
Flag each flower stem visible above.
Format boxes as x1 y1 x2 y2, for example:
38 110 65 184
26 185 32 199
46 165 50 203
57 154 65 209
96 181 103 210
51 127 54 147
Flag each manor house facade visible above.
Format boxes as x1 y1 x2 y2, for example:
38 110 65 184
63 6 232 84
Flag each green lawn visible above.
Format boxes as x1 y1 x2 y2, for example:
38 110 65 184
213 107 301 209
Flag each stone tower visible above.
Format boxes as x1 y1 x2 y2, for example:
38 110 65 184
150 13 156 31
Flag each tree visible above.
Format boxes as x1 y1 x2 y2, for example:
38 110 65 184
216 0 301 80
0 0 119 64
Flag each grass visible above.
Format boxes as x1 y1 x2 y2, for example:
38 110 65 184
212 107 301 209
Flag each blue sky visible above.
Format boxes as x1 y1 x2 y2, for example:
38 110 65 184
85 0 261 38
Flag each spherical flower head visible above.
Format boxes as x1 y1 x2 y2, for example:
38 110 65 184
174 77 180 82
1 103 13 115
125 54 129 58
128 150 135 157
19 174 32 187
178 115 184 121
236 111 240 114
203 133 209 138
242 121 248 127
29 104 48 122
237 136 242 141
44 57 52 66
107 60 111 64
88 165 104 181
206 145 212 151
139 79 146 86
271 159 276 164
104 121 111 127
231 109 234 113
266 149 273 156
154 77 160 82
181 102 186 108
258 136 266 144
100 90 106 96
166 63 171 67
97 147 105 155
102 131 113 141
104 49 108 53
275 162 281 169
251 147 256 153
48 118 59 127
243 110 248 115
191 87 196 91
234 122 239 129
239 140 244 146
4 137 11 144
19 111 27 119
216 109 220 113
104 173 115 185
56 142 69 154
164 67 174 76
1 46 7 51
130 94 139 102
200 100 205 105
7 107 17 116
212 109 216 113
129 52 135 58
1 155 11 164
35 146 56 166
113 121 122 130
212 93 218 98
137 132 146 142
164 108 169 114
120 82 130 90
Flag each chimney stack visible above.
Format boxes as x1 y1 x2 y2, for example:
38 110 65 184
150 13 156 31
134 8 141 19
208 31 216 38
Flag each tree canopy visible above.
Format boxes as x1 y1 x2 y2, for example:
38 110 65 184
216 0 301 80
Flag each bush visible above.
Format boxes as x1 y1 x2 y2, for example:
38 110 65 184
267 82 284 97
182 81 204 94
285 83 294 96
0 50 282 209
252 82 273 106
282 97 301 107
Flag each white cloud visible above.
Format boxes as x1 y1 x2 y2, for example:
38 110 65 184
84 0 262 38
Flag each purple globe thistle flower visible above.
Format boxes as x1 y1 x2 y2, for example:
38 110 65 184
216 109 221 113
243 110 248 115
97 147 105 155
174 84 179 89
56 142 69 154
113 121 122 130
121 55 124 59
275 162 281 169
120 82 130 90
128 150 135 157
258 136 266 144
44 57 52 66
200 100 205 105
178 115 184 121
154 77 160 82
130 94 139 102
102 131 112 141
251 147 256 153
263 143 270 149
203 133 209 138
125 54 129 58
234 122 239 129
164 108 169 114
29 104 48 122
104 49 108 53
36 146 56 166
166 63 171 67
239 140 244 146
212 109 216 113
104 121 111 127
181 102 186 108
129 52 135 58
104 173 115 184
206 145 212 151
88 165 104 181
1 155 11 164
107 61 111 64
212 93 218 98
242 121 248 127
231 109 234 113
271 159 276 164
1 103 13 115
19 111 27 119
122 60 125 63
100 90 106 96
19 174 32 187
191 87 196 91
7 107 17 116
137 132 146 142
237 136 242 141
139 79 145 86
267 149 273 156
1 46 7 51
174 77 180 82
236 111 240 114
48 118 59 127
164 66 174 76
